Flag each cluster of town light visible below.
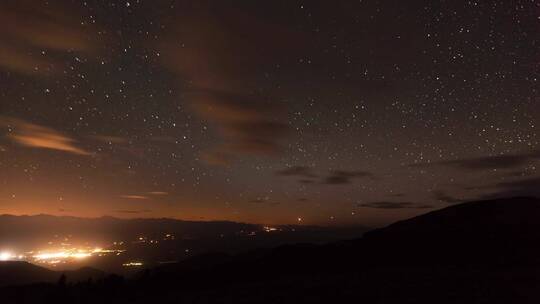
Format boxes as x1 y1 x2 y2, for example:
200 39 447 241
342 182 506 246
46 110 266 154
0 247 125 265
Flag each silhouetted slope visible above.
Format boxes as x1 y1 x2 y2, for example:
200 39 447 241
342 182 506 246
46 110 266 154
170 196 540 272
0 262 106 287
144 197 540 303
0 261 57 286
2 197 540 303
359 196 540 263
63 267 107 283
365 196 540 241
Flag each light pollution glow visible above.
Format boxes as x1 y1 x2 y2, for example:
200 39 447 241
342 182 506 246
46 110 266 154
0 247 125 265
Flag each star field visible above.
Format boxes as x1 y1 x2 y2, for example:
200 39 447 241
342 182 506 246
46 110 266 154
0 0 539 226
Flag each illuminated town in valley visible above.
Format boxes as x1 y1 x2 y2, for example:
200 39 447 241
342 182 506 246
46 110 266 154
0 230 184 269
1 247 125 265
0 221 339 272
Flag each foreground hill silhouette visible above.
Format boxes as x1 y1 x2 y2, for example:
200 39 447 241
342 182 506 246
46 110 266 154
0 261 105 286
1 197 539 303
0 261 58 286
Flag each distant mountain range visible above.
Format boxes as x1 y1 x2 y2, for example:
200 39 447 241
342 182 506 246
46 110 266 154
1 197 539 303
0 215 259 248
0 214 368 276
0 214 367 250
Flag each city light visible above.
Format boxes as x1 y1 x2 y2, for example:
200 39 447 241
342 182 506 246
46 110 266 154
30 247 125 265
0 251 15 261
263 226 278 232
0 245 125 266
33 251 92 261
0 233 180 268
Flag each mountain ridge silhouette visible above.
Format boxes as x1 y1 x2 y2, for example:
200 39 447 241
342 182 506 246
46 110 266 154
1 196 539 303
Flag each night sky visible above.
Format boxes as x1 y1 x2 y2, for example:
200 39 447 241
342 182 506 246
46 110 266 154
0 0 539 226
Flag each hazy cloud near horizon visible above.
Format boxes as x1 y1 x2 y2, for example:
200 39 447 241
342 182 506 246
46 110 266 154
359 201 433 210
0 116 90 156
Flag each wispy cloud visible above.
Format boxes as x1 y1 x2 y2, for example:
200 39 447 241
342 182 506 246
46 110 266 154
120 192 168 200
323 170 373 185
479 176 540 199
119 195 149 200
0 44 57 75
0 116 90 155
275 166 317 178
156 8 304 165
0 1 98 75
191 90 290 164
359 201 433 209
115 209 152 214
148 191 168 196
275 166 373 185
